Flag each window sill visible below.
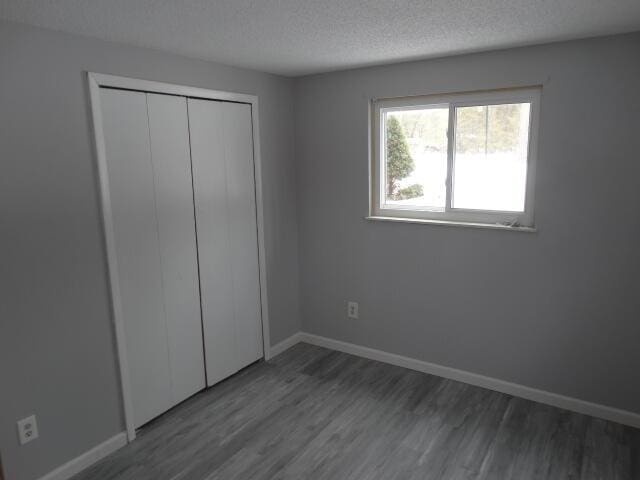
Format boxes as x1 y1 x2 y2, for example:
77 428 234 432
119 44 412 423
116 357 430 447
365 216 537 233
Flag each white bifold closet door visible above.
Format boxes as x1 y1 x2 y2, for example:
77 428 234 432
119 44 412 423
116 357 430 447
188 99 263 386
100 89 205 428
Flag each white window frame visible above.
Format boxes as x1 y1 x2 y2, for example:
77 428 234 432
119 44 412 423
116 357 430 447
369 87 541 230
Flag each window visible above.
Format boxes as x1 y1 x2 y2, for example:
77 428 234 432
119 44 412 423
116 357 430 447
370 87 540 229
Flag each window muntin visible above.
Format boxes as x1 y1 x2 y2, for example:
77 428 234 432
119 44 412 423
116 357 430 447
372 88 540 228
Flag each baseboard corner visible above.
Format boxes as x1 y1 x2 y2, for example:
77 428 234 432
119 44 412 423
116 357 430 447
267 331 303 359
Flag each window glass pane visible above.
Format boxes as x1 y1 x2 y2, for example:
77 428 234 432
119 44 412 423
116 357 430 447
383 107 448 210
452 103 530 212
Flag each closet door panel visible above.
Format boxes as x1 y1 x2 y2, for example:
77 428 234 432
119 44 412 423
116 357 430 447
100 88 172 428
188 99 238 386
222 102 263 367
147 93 205 403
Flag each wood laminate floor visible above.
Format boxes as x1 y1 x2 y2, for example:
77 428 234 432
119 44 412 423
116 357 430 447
74 343 639 480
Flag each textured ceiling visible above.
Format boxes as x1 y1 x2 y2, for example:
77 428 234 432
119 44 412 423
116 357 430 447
2 0 640 76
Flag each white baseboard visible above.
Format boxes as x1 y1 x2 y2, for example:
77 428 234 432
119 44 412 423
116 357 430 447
268 332 304 359
38 432 127 480
28 331 639 480
273 331 640 429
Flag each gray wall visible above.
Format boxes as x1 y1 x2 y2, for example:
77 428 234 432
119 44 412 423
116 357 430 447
0 20 300 480
294 33 640 415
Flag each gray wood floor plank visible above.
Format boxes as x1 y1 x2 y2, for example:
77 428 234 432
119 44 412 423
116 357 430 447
72 343 639 480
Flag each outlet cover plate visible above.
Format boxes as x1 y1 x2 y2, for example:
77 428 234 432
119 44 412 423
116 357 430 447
17 415 38 445
347 301 359 319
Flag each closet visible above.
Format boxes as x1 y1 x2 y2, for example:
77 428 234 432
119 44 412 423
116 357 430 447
98 83 263 429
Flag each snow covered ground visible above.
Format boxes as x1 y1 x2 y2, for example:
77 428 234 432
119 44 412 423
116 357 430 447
387 149 527 212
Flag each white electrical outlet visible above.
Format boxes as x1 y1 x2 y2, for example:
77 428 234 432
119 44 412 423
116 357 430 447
17 415 38 445
347 301 359 319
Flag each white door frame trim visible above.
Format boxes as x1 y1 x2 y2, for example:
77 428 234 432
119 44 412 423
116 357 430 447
87 72 271 442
